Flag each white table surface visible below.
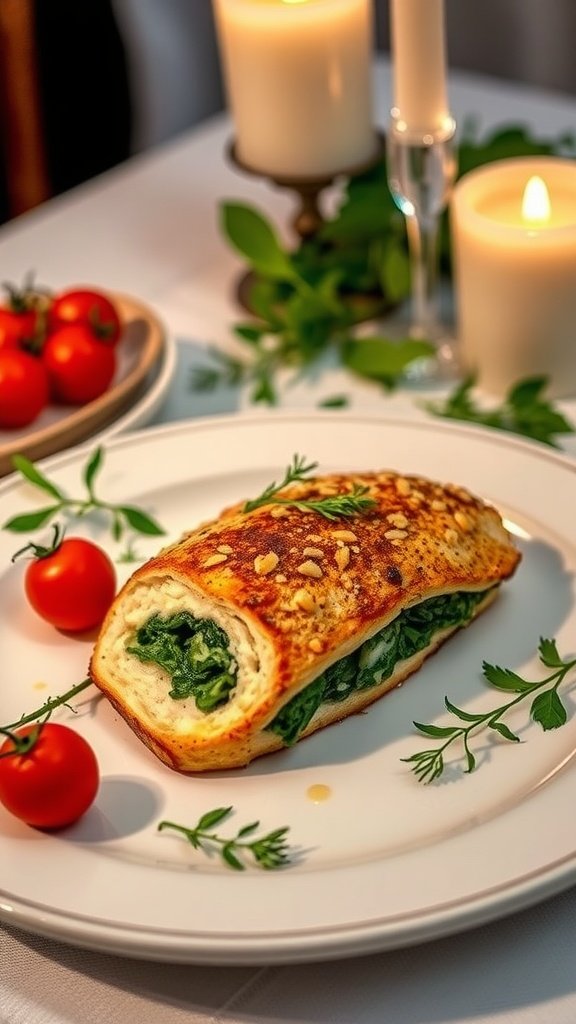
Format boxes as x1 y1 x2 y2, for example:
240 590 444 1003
2 61 576 1024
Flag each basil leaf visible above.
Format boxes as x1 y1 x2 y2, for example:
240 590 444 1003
119 505 165 536
11 455 64 500
83 447 103 496
342 337 435 386
3 506 59 532
221 202 296 283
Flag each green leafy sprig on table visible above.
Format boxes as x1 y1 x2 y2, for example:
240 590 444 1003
192 123 576 407
243 453 377 520
403 638 576 783
425 376 574 449
158 807 292 870
3 447 164 559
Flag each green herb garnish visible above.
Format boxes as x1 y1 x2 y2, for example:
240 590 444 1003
158 807 292 870
403 637 576 783
243 453 376 520
202 124 576 407
2 678 93 731
3 447 165 542
425 376 574 449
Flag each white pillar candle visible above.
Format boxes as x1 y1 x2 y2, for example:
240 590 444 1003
451 157 576 398
389 0 449 135
212 0 376 179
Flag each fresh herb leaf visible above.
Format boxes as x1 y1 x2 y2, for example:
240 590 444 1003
403 638 576 782
3 448 165 545
158 807 292 870
3 506 60 532
243 453 376 520
221 202 297 283
343 336 435 389
11 454 64 500
425 376 574 448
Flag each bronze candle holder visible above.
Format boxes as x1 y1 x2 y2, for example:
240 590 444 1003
227 134 386 315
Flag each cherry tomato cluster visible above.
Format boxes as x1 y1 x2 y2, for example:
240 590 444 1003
0 283 122 429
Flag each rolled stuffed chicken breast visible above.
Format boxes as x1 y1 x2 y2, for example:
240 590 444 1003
90 469 521 772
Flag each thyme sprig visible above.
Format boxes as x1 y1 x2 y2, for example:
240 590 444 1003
158 806 292 870
2 678 93 731
3 447 164 545
243 453 377 520
403 638 576 783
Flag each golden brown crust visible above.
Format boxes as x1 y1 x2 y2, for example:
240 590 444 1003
90 470 521 772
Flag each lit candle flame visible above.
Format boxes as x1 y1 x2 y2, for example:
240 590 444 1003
522 175 551 225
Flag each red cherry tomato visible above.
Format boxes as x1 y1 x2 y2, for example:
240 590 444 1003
0 349 49 427
50 288 121 345
0 307 39 350
24 536 116 632
0 723 99 829
43 324 117 405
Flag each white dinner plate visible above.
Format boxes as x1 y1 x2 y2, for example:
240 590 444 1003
1 412 576 965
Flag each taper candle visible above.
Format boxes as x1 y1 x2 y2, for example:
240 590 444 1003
389 0 449 135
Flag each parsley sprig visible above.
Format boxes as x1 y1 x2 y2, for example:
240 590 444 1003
403 638 576 783
3 447 164 554
425 376 574 449
158 807 292 870
243 453 377 520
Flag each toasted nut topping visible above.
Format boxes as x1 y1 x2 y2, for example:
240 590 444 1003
395 477 412 496
343 577 353 590
384 529 408 540
293 588 316 613
297 559 323 579
275 573 287 583
270 506 290 519
412 489 425 501
387 512 408 529
331 529 357 542
217 544 233 554
306 534 323 543
454 510 472 532
444 528 459 544
308 637 324 654
431 499 447 512
254 552 279 575
203 553 228 567
303 546 324 558
335 545 350 570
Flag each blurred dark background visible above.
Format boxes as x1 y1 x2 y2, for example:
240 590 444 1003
1 0 576 226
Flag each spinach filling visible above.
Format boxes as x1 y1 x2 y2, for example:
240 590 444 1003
126 611 237 712
267 589 490 747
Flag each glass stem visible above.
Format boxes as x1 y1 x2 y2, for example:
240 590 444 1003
405 212 440 339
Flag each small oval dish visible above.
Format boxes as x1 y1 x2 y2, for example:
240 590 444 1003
0 293 167 476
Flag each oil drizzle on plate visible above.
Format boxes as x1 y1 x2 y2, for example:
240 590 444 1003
306 784 332 804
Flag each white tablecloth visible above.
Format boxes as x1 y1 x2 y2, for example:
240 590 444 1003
1 60 576 1024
